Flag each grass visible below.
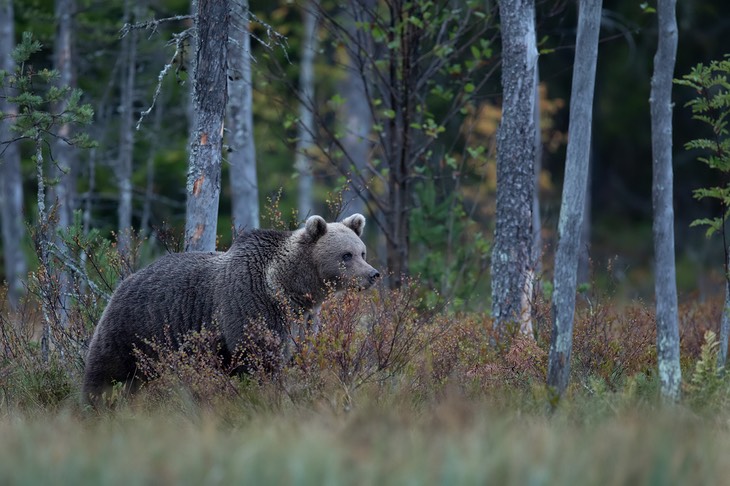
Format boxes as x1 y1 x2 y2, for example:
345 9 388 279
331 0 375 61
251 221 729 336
3 272 730 484
0 396 728 485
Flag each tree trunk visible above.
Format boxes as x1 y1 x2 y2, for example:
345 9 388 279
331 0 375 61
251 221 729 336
0 0 27 310
116 0 138 255
184 0 229 252
294 1 319 220
720 261 730 370
227 0 259 232
650 0 682 400
49 0 76 329
547 0 602 399
338 1 374 218
651 0 682 398
532 65 542 276
491 0 538 334
141 88 163 239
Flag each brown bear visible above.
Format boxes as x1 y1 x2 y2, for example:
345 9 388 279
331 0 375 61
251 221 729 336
81 214 379 406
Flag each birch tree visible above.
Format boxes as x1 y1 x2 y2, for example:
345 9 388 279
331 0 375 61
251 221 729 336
547 0 602 399
228 0 259 231
116 0 138 255
185 0 229 252
48 0 76 328
650 0 681 402
295 0 319 219
338 0 374 218
0 0 26 309
491 0 538 335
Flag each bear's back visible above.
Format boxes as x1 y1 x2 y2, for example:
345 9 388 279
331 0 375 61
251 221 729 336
100 251 223 340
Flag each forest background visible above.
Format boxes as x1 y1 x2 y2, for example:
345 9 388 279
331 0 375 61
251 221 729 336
2 0 730 483
1 0 727 303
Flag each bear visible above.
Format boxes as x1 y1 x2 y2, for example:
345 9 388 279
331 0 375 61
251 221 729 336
81 213 379 406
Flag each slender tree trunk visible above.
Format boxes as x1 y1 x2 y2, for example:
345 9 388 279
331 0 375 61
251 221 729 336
49 0 76 329
141 90 163 238
532 66 542 275
338 0 374 218
491 0 538 334
720 257 730 370
650 0 681 400
547 0 602 398
34 140 52 363
116 0 138 255
0 0 27 310
184 0 229 252
228 0 259 232
295 0 318 220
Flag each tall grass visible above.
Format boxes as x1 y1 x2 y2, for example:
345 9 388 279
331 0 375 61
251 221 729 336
3 228 730 484
0 398 728 485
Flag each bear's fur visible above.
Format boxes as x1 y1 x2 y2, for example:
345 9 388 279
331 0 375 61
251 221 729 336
81 214 379 405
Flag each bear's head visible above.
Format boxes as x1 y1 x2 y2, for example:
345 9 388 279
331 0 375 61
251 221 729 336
305 213 380 291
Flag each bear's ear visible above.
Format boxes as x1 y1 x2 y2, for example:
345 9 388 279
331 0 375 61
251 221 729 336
305 215 328 241
342 213 366 237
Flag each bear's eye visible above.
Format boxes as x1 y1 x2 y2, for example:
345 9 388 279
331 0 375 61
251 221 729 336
342 252 353 262
361 252 366 259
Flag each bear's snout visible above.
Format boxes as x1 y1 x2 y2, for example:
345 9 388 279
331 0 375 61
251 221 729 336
368 269 381 284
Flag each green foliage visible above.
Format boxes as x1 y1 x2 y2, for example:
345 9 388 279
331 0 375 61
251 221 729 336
676 56 730 238
686 330 729 408
0 32 96 149
409 177 490 309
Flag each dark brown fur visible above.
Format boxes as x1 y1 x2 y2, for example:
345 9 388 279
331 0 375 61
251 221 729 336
82 214 378 405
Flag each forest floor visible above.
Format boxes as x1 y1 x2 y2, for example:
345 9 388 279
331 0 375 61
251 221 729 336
2 284 730 484
1 391 729 484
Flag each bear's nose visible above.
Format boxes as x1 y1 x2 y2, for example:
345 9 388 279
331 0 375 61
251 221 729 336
370 270 380 281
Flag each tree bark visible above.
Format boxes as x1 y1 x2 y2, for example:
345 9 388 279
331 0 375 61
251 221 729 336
338 1 374 218
228 0 259 232
532 65 542 276
116 0 138 255
547 0 602 398
295 0 319 220
49 0 76 329
720 261 730 370
491 0 538 334
650 0 681 401
184 0 229 252
0 0 27 310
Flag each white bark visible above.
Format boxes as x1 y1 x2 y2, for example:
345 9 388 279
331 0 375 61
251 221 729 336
0 0 27 309
228 0 259 232
547 0 602 397
184 0 229 252
650 0 681 400
531 64 542 274
116 0 138 255
338 1 374 218
294 1 318 219
49 0 76 329
720 265 730 370
491 0 538 334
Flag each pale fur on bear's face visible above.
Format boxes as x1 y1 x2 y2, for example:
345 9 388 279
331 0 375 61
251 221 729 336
305 213 380 290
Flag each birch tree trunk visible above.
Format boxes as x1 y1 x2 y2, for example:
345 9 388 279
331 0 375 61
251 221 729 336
720 261 730 370
650 0 682 400
547 0 602 398
228 0 259 232
184 0 229 252
0 0 27 309
532 65 542 276
116 0 138 255
338 0 374 218
49 0 76 328
294 0 318 219
491 0 538 335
